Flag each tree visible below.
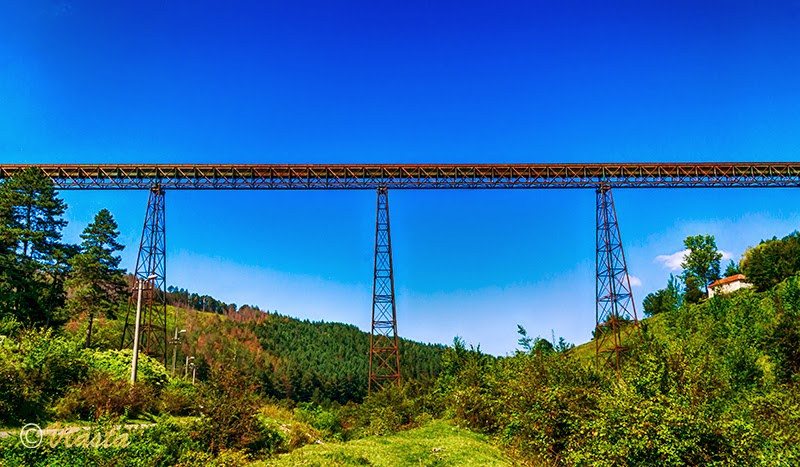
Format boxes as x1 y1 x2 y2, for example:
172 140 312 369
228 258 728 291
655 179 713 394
0 167 70 324
517 324 533 353
66 209 126 348
643 274 682 316
741 232 800 291
683 274 706 304
681 234 722 295
724 259 741 277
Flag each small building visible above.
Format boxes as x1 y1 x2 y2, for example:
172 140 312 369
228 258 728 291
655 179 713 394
708 274 752 298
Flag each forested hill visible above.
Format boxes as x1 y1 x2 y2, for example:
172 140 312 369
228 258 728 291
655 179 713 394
182 306 446 404
161 281 446 403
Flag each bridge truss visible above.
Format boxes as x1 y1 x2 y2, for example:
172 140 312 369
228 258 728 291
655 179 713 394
2 162 800 189
3 162 797 380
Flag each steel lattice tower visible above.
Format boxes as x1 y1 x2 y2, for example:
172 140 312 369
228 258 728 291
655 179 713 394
595 186 639 373
369 187 401 393
121 185 168 365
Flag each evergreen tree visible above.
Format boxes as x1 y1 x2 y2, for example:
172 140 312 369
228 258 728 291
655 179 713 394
724 259 741 277
66 209 126 348
643 274 683 316
0 167 70 324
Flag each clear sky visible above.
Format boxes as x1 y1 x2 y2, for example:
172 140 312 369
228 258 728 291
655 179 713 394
1 1 799 355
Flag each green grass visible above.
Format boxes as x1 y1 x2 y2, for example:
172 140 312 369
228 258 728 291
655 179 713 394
258 420 513 467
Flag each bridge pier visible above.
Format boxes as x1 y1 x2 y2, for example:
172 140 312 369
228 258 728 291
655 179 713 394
595 186 639 373
121 185 168 365
368 187 401 393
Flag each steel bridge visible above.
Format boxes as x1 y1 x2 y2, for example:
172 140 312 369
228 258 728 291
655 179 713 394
2 162 800 189
3 162 797 385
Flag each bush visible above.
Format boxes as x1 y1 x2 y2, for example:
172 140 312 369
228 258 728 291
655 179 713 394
159 378 198 416
0 315 21 336
89 349 169 388
0 328 89 425
294 402 341 436
54 373 158 420
191 365 283 456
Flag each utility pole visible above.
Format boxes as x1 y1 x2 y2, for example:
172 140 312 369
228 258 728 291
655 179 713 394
131 274 158 384
171 328 186 377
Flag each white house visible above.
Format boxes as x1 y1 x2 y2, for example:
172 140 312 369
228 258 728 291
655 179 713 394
708 274 752 298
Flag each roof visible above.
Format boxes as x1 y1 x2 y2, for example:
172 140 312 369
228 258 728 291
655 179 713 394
709 274 747 288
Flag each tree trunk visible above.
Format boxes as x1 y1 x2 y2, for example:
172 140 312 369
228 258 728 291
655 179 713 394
85 311 94 348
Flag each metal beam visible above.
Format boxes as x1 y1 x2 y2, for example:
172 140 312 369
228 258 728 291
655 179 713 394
1 163 799 189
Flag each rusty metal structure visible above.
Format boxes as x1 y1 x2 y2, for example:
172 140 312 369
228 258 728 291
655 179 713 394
3 161 798 377
1 162 800 189
595 186 640 373
120 186 168 365
368 187 401 392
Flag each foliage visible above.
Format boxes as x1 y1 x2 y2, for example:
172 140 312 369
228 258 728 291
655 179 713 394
0 315 21 337
681 234 722 294
0 166 71 326
191 364 284 456
187 307 446 404
89 348 170 388
159 378 198 416
437 273 800 465
724 258 741 277
166 285 240 314
54 373 158 420
682 274 706 305
643 274 682 316
0 416 136 467
742 231 800 292
0 328 89 425
65 209 126 348
263 420 513 467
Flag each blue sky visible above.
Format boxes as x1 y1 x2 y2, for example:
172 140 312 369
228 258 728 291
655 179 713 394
1 1 799 354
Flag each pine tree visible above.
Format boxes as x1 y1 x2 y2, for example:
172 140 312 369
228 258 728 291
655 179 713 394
0 167 70 324
66 209 126 348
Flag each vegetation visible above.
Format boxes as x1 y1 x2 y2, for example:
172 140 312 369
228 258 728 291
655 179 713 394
741 231 800 291
439 278 800 465
65 208 126 348
261 420 513 466
3 168 800 465
681 234 723 295
0 167 70 326
642 274 681 317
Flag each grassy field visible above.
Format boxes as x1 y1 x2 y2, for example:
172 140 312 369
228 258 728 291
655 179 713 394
259 420 514 467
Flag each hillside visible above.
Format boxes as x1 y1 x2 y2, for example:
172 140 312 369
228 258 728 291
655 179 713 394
438 276 800 465
176 306 445 403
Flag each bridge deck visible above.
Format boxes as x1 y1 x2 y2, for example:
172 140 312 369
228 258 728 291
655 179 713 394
1 163 799 189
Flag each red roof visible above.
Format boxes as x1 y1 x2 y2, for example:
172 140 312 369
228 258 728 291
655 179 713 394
709 274 747 288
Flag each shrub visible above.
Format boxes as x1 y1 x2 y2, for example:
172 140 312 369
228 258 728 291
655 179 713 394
159 378 198 416
89 349 169 388
0 328 89 424
191 365 283 456
54 373 157 420
294 402 341 436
